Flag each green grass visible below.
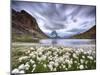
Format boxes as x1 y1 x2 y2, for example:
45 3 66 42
12 33 39 42
11 46 28 69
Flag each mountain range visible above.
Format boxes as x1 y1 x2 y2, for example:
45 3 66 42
12 9 96 42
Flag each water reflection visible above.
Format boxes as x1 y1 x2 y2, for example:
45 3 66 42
39 39 95 46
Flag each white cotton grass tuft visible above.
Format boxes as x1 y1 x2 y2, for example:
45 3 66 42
53 68 57 71
30 47 35 51
74 60 77 63
79 65 84 69
38 51 42 56
54 62 59 67
79 48 84 52
72 53 78 59
68 64 71 68
19 70 25 73
65 68 68 70
48 64 53 71
29 52 36 58
30 59 35 64
25 62 30 70
33 64 36 68
18 64 25 70
80 59 84 64
41 55 46 61
31 68 35 72
87 56 93 60
62 65 66 69
12 68 19 73
49 61 54 65
43 64 47 68
82 56 85 59
27 50 31 54
18 56 28 62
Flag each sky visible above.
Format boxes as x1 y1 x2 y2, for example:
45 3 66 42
12 1 96 38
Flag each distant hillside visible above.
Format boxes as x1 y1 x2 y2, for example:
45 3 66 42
12 9 48 42
71 26 96 39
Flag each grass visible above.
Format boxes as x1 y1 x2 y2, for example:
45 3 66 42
12 33 39 42
11 46 28 69
11 45 96 74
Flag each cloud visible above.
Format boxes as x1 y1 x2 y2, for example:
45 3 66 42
12 1 96 38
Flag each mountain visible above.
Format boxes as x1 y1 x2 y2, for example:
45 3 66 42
12 9 48 42
12 9 96 41
71 26 96 39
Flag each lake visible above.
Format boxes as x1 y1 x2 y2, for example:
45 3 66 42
39 39 95 47
12 39 95 48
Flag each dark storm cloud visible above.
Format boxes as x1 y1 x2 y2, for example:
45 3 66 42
44 23 66 30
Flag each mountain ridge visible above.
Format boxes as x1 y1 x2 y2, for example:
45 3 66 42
71 25 96 39
12 9 48 42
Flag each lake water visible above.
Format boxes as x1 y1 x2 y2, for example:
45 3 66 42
12 39 96 48
39 39 95 47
